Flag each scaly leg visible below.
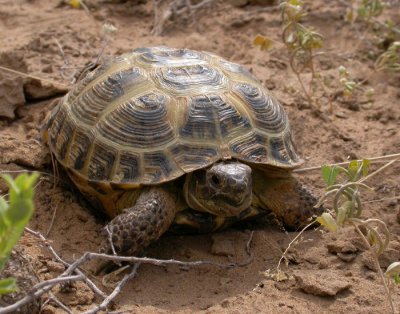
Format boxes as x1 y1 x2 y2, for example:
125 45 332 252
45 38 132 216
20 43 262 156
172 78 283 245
100 187 177 255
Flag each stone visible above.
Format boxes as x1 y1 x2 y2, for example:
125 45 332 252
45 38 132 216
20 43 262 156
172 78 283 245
294 270 352 297
211 234 235 256
0 51 27 118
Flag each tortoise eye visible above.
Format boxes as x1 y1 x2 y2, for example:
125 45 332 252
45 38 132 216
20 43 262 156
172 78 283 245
211 174 221 186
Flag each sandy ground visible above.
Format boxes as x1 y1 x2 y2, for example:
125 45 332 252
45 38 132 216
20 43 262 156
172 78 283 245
0 0 399 313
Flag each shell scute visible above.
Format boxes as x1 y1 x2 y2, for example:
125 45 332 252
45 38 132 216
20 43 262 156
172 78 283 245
70 67 146 126
216 97 251 138
170 143 219 172
180 95 220 140
87 142 117 181
54 114 75 162
154 64 227 95
233 82 287 134
68 127 95 170
218 59 260 84
115 151 141 183
270 133 299 165
229 132 269 163
142 151 179 184
97 92 174 148
135 46 207 68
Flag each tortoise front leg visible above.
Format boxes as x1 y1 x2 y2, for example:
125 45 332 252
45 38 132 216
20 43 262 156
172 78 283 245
253 170 324 230
100 187 176 256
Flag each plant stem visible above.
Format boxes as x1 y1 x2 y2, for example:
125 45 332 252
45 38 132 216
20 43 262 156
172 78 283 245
293 153 400 173
294 71 313 106
276 220 316 272
352 223 396 314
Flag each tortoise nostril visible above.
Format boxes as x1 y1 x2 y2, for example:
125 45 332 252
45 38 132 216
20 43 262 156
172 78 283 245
211 174 221 186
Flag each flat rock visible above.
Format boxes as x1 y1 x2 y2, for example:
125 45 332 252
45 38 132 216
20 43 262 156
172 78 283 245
211 234 235 256
0 51 27 118
0 138 49 168
326 241 357 254
294 270 352 297
0 74 25 118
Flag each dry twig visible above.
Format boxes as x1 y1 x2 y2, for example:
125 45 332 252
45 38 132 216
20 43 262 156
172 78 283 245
0 227 252 313
152 0 214 35
83 263 140 314
42 291 72 314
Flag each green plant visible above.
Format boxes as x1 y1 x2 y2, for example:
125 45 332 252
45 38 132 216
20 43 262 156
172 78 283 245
0 173 39 294
254 1 324 110
337 65 359 98
346 0 399 53
375 41 400 72
334 40 399 104
385 262 400 288
333 65 376 105
346 0 385 24
316 159 399 313
280 0 323 106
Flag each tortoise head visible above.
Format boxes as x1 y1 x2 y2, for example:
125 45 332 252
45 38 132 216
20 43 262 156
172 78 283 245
184 161 252 217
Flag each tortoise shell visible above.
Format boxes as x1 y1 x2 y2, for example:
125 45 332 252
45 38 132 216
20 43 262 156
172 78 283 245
44 46 301 187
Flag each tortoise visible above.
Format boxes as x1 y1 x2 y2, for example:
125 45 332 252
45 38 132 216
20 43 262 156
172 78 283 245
42 46 323 255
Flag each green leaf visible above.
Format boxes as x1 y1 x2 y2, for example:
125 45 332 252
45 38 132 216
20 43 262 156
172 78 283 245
345 9 354 23
6 198 33 226
0 173 39 272
0 278 17 295
288 0 302 5
316 213 338 232
357 7 367 19
338 65 349 77
2 175 19 195
0 196 7 213
348 160 361 181
362 159 370 176
337 201 352 225
385 262 400 285
70 0 81 9
367 228 379 246
253 34 273 51
321 165 340 186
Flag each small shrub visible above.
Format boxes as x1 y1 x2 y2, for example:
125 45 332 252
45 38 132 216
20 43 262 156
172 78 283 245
316 159 399 313
0 173 39 294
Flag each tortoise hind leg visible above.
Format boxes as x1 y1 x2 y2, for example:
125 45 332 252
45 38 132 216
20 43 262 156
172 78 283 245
100 187 176 256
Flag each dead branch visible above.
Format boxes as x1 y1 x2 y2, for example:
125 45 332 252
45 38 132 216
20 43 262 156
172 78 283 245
246 231 255 256
83 263 140 314
105 225 119 258
43 292 72 314
0 65 69 89
0 227 252 313
53 38 76 82
0 275 83 314
25 228 107 299
46 205 58 237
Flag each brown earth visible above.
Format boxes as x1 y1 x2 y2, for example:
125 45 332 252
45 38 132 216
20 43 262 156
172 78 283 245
0 0 400 313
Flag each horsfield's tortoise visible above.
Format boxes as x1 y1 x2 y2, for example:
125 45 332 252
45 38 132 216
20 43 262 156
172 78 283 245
43 46 323 255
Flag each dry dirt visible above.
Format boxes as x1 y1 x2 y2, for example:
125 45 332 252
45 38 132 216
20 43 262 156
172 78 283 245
0 0 400 313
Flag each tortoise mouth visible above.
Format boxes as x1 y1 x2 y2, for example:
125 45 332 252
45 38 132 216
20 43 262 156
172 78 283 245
205 192 252 214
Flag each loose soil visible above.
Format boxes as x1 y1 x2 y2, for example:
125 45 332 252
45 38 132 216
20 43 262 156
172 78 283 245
0 0 399 313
